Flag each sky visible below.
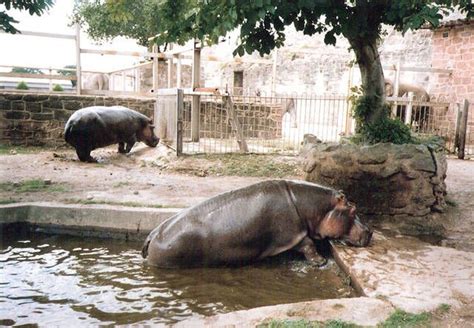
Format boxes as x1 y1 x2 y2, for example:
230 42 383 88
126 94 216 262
0 1 147 73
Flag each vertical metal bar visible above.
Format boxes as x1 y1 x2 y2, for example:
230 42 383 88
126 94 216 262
75 24 82 95
405 92 414 125
175 54 181 88
176 89 184 156
191 41 201 142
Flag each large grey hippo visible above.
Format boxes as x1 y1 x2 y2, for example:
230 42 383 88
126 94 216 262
64 106 159 162
142 180 372 268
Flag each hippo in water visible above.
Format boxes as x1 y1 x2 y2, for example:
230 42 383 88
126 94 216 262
64 106 159 162
142 180 372 268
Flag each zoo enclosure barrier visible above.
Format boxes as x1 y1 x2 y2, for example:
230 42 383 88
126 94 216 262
155 89 471 157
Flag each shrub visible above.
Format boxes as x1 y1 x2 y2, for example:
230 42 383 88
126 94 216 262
53 84 64 92
16 81 29 90
361 117 413 144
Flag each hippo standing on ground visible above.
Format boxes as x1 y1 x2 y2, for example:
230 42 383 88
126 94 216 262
142 180 372 268
64 106 159 162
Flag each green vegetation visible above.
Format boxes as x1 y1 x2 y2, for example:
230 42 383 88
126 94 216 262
258 306 451 328
57 65 77 87
378 309 431 328
74 1 473 132
0 145 45 155
0 199 18 205
113 181 131 188
16 81 29 90
176 154 301 178
52 84 64 92
258 319 360 328
1 0 54 34
11 67 44 75
0 180 67 193
64 199 170 209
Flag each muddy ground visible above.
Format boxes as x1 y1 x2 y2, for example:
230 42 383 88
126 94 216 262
1 143 473 252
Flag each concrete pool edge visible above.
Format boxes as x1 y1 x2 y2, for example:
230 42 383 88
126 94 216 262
0 202 180 240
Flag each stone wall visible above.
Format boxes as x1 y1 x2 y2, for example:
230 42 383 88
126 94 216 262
0 92 155 146
431 23 474 150
301 139 447 233
182 99 283 139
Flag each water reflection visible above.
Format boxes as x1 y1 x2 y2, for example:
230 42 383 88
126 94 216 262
0 230 354 325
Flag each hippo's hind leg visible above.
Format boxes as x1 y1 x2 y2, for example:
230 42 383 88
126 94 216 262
125 136 136 153
294 236 327 267
118 142 126 153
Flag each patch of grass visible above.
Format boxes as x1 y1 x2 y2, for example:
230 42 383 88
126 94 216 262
113 181 131 188
65 198 169 209
0 180 67 193
0 199 19 205
258 319 360 328
258 319 321 328
378 309 431 328
445 199 457 207
0 145 46 155
436 303 451 314
203 154 301 178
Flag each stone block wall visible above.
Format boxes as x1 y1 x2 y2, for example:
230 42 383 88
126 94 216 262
302 140 447 232
0 92 155 146
431 23 474 151
182 99 283 139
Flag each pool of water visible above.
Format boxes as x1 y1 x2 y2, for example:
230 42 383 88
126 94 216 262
0 226 355 326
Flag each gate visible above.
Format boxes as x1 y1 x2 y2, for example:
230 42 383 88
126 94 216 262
155 88 183 154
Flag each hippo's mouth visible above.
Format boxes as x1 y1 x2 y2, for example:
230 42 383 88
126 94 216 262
341 231 373 247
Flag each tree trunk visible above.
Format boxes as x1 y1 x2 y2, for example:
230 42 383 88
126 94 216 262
349 37 386 125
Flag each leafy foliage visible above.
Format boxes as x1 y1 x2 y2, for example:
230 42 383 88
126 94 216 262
361 117 413 145
1 0 54 34
52 84 64 92
16 81 29 90
57 65 77 87
11 67 44 75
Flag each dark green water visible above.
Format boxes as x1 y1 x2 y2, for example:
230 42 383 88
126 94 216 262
0 227 354 326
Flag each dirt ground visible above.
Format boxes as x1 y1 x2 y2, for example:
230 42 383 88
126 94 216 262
1 144 473 252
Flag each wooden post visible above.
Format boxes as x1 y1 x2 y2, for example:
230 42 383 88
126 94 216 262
344 64 354 135
191 40 201 142
48 68 53 91
271 49 278 96
175 54 182 88
121 71 126 91
152 44 159 92
391 60 401 116
457 99 470 159
454 102 462 152
405 92 414 125
223 95 249 153
75 24 82 95
135 68 140 93
176 88 184 156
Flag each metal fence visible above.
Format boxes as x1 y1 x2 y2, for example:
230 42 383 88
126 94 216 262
155 89 470 156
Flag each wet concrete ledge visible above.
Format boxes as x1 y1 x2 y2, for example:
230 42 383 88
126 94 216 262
0 202 179 241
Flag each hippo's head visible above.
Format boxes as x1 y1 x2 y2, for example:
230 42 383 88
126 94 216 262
317 193 372 247
139 119 160 147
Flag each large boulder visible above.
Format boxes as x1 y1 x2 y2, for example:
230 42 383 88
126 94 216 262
301 137 447 235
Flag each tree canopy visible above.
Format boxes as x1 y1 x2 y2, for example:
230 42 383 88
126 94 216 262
0 0 54 34
74 0 473 140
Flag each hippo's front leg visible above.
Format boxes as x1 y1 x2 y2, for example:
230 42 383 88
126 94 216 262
294 236 327 267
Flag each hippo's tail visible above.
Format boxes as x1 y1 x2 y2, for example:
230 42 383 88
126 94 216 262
141 237 151 259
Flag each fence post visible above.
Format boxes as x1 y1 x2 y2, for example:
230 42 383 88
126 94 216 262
75 24 82 95
175 54 182 88
457 99 470 159
191 40 201 142
405 92 414 125
454 102 462 151
152 44 159 92
48 68 53 91
176 88 184 156
391 60 401 116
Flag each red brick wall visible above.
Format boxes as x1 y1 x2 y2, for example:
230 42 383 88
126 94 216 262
431 23 474 154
